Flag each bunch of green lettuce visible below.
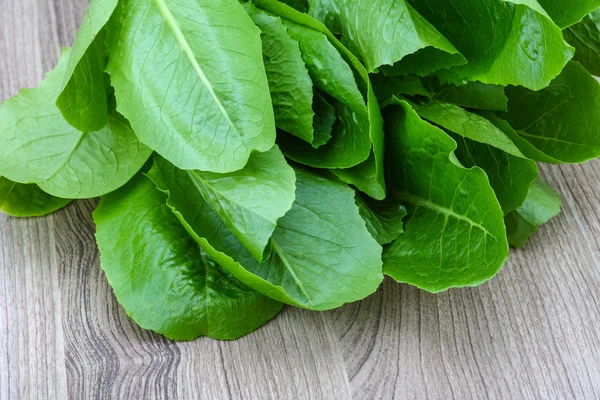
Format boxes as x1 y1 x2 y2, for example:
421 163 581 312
1 0 600 340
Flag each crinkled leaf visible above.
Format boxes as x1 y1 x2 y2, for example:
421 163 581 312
308 0 466 75
450 133 538 214
245 3 315 145
149 159 383 311
411 100 538 213
283 21 365 113
0 49 151 199
411 100 526 158
106 0 275 173
246 6 370 168
564 9 600 76
254 0 386 199
276 18 372 167
308 0 342 33
481 113 561 164
505 178 561 247
174 146 296 262
94 172 283 341
0 177 71 217
278 109 371 169
246 4 342 149
502 61 600 163
383 99 509 293
537 0 600 28
409 0 573 90
431 81 508 112
356 194 407 245
330 88 385 199
56 0 118 132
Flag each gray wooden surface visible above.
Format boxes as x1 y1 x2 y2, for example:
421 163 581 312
1 1 600 399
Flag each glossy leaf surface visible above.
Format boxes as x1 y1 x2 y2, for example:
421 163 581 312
0 49 151 199
107 0 276 172
308 0 466 74
149 159 383 310
505 178 561 247
408 0 573 90
564 9 600 76
56 0 118 131
94 173 283 341
503 61 600 163
384 99 509 293
176 147 296 262
0 177 71 217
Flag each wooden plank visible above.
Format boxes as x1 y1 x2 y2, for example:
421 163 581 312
190 309 351 400
54 200 181 399
329 162 600 400
1 0 352 397
55 199 351 399
3 0 600 399
0 214 68 400
0 1 68 399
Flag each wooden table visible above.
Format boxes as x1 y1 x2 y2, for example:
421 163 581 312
1 1 600 399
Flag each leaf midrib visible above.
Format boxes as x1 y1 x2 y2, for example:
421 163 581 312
188 170 273 233
270 237 313 306
153 0 237 134
397 192 499 241
517 129 600 149
42 130 86 183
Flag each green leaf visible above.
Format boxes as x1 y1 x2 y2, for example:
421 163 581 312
253 0 386 200
106 0 275 173
149 159 383 311
0 49 151 199
450 134 538 214
275 18 372 168
371 73 433 101
410 100 527 158
308 0 466 75
410 100 538 213
409 0 574 90
175 146 296 262
330 87 385 199
356 194 407 245
480 113 562 164
245 3 316 145
246 3 349 149
278 105 371 170
312 91 336 147
56 35 109 132
56 0 119 132
94 172 283 341
284 21 366 114
308 0 342 34
281 0 309 12
505 178 562 248
0 177 71 217
536 0 600 28
431 81 508 112
564 9 600 76
383 99 509 293
502 61 600 163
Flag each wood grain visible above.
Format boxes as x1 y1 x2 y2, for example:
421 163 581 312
1 1 600 399
327 163 600 400
0 215 67 400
